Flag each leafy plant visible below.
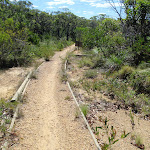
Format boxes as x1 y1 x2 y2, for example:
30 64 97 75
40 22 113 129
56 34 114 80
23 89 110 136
93 126 102 135
0 125 7 135
5 119 11 124
121 130 130 139
99 117 119 150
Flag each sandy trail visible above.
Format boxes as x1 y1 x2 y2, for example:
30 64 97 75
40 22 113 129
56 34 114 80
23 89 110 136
11 45 96 150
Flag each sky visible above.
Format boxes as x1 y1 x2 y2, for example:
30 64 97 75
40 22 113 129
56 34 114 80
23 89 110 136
15 0 126 19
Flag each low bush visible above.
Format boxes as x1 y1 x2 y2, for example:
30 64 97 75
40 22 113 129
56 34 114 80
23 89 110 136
92 54 106 68
84 70 98 79
130 69 150 94
112 66 135 79
0 99 19 135
138 62 150 69
30 38 73 63
78 57 94 68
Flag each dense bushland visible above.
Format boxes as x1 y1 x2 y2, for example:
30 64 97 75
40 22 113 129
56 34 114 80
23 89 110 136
0 0 89 68
75 0 150 115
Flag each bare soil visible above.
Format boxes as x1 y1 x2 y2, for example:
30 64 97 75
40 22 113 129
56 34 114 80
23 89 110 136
9 45 96 150
67 50 150 150
0 67 32 100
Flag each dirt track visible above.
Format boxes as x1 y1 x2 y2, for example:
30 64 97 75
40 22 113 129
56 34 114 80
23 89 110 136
11 45 96 150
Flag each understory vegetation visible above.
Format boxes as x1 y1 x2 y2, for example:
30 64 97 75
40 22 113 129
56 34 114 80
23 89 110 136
0 99 18 138
79 57 150 116
74 0 150 117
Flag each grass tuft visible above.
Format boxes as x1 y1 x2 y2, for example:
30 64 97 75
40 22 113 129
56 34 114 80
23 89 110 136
80 104 89 118
84 70 98 79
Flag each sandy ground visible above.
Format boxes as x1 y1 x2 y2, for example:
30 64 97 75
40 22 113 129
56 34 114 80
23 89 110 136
10 45 96 150
0 67 33 100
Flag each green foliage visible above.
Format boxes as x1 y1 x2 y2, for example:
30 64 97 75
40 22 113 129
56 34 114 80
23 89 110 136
80 79 105 92
30 38 73 62
78 57 94 68
112 66 134 79
0 98 19 134
76 10 150 116
75 108 80 119
130 69 150 94
110 55 123 66
64 96 71 101
0 98 18 110
129 110 135 130
0 17 32 67
84 70 98 79
0 125 7 134
101 18 120 32
96 117 119 150
138 62 150 69
28 31 40 45
0 1 86 68
79 70 150 115
121 130 130 139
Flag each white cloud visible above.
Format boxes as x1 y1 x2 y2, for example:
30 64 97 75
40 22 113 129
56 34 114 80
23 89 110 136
80 0 101 2
90 2 121 7
47 0 74 6
47 6 55 9
83 11 94 15
59 6 68 8
32 5 38 8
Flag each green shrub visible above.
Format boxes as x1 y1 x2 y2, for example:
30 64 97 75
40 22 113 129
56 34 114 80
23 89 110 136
80 79 92 92
0 99 18 110
91 80 104 91
92 54 106 68
110 55 123 66
130 69 150 94
28 31 40 45
138 62 150 69
84 70 98 79
113 66 134 79
78 57 94 68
